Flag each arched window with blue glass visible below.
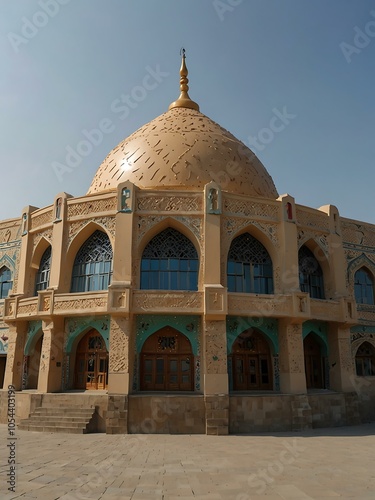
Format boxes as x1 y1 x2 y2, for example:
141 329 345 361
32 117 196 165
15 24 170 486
227 233 273 294
298 246 325 299
35 247 52 293
140 228 199 291
71 230 113 292
354 267 374 305
0 266 12 299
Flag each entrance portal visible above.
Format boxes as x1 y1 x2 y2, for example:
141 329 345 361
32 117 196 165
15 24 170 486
304 334 324 389
230 329 273 391
75 330 108 390
140 326 193 391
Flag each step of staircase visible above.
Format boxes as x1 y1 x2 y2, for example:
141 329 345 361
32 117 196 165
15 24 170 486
18 406 96 434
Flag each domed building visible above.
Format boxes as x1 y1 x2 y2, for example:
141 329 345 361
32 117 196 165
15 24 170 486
0 54 375 434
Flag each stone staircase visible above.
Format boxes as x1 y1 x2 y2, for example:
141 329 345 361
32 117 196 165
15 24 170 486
18 406 96 434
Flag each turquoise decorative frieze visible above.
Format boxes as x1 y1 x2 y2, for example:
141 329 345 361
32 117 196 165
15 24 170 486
226 316 279 353
24 320 42 355
134 314 201 391
136 314 200 355
302 320 328 356
65 315 109 353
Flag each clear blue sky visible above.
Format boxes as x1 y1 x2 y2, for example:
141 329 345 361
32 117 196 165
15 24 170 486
1 0 374 223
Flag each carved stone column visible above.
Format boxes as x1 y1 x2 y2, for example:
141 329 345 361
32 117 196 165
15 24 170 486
106 316 131 434
37 318 64 393
278 319 306 394
3 322 27 390
202 318 229 435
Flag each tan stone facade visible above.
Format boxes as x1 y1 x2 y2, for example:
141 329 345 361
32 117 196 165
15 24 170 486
1 57 375 434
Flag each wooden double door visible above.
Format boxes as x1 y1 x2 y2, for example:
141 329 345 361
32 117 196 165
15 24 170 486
304 334 324 389
140 327 193 391
75 330 108 390
231 329 273 391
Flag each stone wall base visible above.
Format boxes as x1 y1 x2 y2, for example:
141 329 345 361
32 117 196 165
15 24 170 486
230 392 362 433
106 394 128 434
205 394 229 435
128 395 205 434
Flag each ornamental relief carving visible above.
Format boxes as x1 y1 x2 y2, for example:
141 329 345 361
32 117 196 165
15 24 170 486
54 297 107 311
0 225 20 244
204 321 227 374
295 208 329 232
67 217 116 248
223 197 279 220
297 230 329 256
136 215 203 248
30 210 53 230
341 220 375 247
133 293 203 310
357 310 375 323
136 194 203 213
279 324 303 373
338 337 354 372
17 303 38 316
33 229 53 250
67 197 117 218
227 293 289 315
221 217 279 250
40 333 52 372
109 317 129 372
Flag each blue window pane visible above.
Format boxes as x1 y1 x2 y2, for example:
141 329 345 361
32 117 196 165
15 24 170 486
180 260 188 271
190 259 198 271
227 261 235 274
170 272 178 290
228 276 235 292
150 259 159 271
141 259 150 271
170 259 179 271
140 228 199 291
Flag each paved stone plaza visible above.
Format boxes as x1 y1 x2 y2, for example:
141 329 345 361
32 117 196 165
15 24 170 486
1 423 375 499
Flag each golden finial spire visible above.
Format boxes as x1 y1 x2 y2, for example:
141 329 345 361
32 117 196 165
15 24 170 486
169 48 199 111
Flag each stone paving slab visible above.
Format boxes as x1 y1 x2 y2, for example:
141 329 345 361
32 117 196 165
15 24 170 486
0 423 375 499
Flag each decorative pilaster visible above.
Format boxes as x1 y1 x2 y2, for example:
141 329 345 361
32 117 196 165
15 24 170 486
108 316 131 395
3 322 27 390
37 318 64 392
278 319 306 393
203 319 229 435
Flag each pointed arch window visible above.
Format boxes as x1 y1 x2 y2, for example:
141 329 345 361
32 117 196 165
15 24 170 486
71 230 113 292
35 247 52 293
298 246 325 299
227 233 273 294
140 228 198 291
355 342 375 376
0 266 12 299
354 267 374 305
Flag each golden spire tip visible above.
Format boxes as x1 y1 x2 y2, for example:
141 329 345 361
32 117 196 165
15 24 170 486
168 48 199 111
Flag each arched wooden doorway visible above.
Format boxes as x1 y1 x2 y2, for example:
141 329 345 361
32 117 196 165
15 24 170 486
75 330 108 390
230 329 273 391
304 333 324 389
140 326 193 391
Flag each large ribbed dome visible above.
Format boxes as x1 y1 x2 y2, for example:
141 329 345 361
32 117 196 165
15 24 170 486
88 52 278 198
88 107 278 198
